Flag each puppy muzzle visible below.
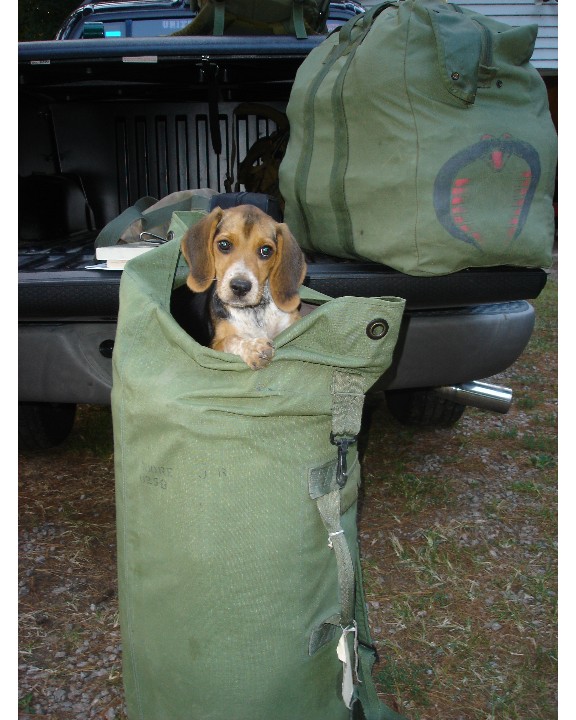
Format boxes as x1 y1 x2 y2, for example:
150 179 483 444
218 271 262 307
230 277 252 298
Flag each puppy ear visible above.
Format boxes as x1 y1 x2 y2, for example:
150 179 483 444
180 208 222 292
269 222 307 313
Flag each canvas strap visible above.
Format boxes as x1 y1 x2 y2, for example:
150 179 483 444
328 370 364 623
329 2 398 256
95 194 215 248
210 0 307 38
293 2 397 250
291 0 308 40
211 0 226 34
315 488 355 625
95 196 158 248
310 371 364 639
310 370 408 719
307 371 363 710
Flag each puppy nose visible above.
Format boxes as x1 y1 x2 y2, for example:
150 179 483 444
230 277 252 297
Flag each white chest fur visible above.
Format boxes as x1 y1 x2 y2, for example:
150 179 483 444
227 300 294 341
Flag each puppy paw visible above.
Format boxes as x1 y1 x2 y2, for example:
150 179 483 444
242 338 275 370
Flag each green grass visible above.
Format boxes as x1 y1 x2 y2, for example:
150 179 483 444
360 277 557 719
377 660 435 709
18 692 34 713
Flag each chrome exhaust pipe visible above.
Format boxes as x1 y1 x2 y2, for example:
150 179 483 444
434 381 513 414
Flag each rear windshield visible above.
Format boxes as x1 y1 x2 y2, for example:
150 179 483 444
70 14 351 38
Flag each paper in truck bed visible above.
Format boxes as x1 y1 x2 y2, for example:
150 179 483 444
94 243 157 269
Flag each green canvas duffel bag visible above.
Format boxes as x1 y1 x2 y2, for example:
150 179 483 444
278 0 557 276
112 209 407 719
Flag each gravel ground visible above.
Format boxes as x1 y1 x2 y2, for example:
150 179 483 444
18 256 557 718
18 451 125 719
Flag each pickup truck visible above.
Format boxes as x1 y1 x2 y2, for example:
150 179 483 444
18 0 553 450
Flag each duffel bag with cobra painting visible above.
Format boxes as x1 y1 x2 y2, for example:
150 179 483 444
278 0 557 276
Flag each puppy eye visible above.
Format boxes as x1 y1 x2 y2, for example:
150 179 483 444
258 245 274 259
217 239 232 253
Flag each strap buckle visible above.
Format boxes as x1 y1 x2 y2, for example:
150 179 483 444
139 231 167 244
330 433 357 488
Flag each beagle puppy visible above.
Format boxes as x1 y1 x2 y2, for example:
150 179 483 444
181 204 307 369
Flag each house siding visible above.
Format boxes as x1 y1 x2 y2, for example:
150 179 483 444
361 0 558 73
456 0 558 72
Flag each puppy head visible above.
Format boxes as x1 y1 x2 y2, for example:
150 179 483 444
181 204 306 312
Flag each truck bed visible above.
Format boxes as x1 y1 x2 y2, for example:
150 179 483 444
19 44 547 317
19 233 546 319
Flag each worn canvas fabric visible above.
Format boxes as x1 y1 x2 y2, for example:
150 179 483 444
279 0 557 276
112 210 406 719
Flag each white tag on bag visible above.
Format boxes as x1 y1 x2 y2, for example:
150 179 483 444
337 623 358 709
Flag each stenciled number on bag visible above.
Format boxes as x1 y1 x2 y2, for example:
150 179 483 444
139 464 230 489
140 464 173 490
194 467 228 481
433 134 541 249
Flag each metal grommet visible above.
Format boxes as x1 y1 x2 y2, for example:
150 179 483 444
496 80 503 88
99 339 115 358
451 71 460 81
366 319 389 340
167 230 174 241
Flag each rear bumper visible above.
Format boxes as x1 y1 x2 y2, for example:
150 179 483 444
376 300 535 391
18 300 535 405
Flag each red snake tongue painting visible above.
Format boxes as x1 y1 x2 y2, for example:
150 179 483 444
433 134 541 250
